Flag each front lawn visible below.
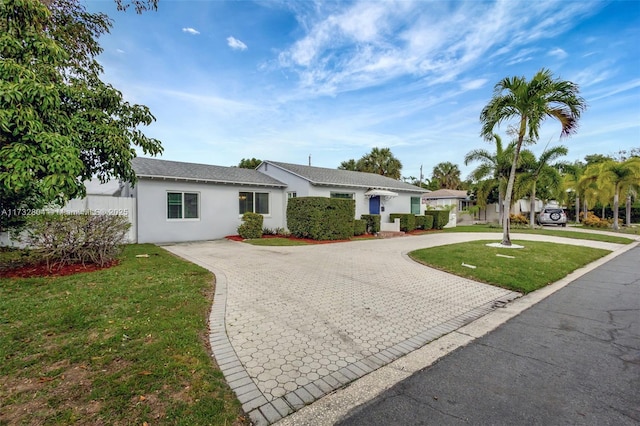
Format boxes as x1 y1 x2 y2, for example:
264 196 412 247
409 240 610 293
0 244 247 425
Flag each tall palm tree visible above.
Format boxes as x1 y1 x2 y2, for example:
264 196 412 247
561 161 585 223
464 134 514 224
519 145 568 228
431 161 462 189
480 68 586 245
595 158 640 230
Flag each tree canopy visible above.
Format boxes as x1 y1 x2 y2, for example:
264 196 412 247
338 147 402 179
237 158 262 169
430 162 462 190
0 0 162 226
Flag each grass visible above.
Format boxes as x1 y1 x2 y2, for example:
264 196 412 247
409 240 611 294
0 244 248 425
441 224 635 244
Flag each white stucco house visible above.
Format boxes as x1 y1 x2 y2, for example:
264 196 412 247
123 157 427 243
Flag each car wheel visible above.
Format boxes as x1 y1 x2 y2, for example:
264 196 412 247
562 223 566 227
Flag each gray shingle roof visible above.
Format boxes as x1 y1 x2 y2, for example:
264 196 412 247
132 157 286 187
265 161 427 193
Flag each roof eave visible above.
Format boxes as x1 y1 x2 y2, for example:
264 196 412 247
136 174 286 188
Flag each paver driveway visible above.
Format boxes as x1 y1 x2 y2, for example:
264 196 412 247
164 233 622 425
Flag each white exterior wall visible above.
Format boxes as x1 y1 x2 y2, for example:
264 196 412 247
135 179 285 244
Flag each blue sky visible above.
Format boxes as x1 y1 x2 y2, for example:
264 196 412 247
88 0 640 180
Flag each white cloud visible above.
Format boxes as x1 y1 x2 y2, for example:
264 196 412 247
227 36 248 51
182 27 200 35
548 47 568 59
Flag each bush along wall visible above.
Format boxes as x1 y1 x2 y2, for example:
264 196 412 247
424 210 449 229
389 213 416 232
287 197 355 240
353 219 366 236
422 215 434 230
237 212 264 239
360 214 381 233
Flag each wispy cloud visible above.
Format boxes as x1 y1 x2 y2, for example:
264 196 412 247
227 36 248 50
548 48 568 59
182 27 200 35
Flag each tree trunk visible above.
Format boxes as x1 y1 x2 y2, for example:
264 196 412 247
498 191 504 226
626 193 632 227
529 182 536 229
612 186 620 231
501 120 527 246
575 195 580 223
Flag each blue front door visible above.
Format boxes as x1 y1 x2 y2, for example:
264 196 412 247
369 196 380 214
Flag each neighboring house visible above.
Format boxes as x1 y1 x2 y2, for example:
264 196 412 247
257 160 428 227
423 189 472 211
128 157 287 244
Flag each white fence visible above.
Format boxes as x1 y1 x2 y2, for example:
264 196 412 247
0 195 137 246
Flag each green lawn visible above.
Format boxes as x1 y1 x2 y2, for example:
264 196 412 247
0 244 247 425
441 224 634 244
409 240 611 293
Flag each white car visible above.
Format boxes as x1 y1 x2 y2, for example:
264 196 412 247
537 208 567 227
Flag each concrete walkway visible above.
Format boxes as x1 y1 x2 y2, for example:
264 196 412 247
164 232 634 425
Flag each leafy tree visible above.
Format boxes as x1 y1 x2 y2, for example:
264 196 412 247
338 148 402 179
519 145 568 228
480 68 586 245
431 162 462 190
238 158 261 169
0 0 162 229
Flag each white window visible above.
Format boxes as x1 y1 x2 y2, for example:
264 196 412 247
287 192 297 199
167 192 199 219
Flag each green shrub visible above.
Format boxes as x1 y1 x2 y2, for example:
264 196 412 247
415 215 426 229
237 212 263 239
18 212 130 269
360 214 381 233
423 214 434 230
581 211 609 228
389 213 416 232
354 219 366 236
287 197 355 240
424 210 449 229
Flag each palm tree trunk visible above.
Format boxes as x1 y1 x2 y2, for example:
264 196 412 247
626 193 632 227
529 182 536 228
575 195 580 223
502 152 519 245
613 186 620 231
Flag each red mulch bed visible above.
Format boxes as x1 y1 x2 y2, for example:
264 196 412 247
0 260 119 279
225 234 377 244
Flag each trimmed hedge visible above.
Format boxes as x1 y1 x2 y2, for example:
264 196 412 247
423 215 434 230
354 219 366 236
360 214 381 233
287 197 355 240
424 210 449 229
237 212 263 239
389 213 416 232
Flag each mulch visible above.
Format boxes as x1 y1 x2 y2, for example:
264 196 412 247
0 260 119 279
225 234 377 244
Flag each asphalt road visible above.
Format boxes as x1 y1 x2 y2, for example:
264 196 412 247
336 245 640 426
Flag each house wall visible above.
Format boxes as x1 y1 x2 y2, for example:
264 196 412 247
135 179 285 243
